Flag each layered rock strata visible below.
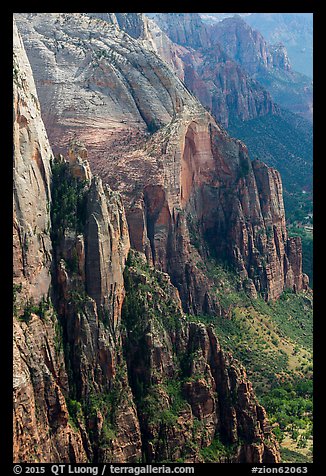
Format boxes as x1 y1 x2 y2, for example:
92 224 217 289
48 147 142 463
13 20 140 463
14 13 308 312
147 13 312 123
13 20 52 304
133 106 309 304
13 15 292 464
208 15 288 75
146 13 277 127
147 13 211 49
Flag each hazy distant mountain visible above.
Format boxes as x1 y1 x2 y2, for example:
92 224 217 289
208 15 312 122
200 13 313 78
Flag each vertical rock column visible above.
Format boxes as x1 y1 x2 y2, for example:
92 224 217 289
85 176 130 329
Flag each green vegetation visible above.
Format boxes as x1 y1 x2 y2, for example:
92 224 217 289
255 69 312 116
123 251 183 338
85 391 118 445
13 283 23 317
200 436 237 462
140 383 180 427
238 156 250 179
196 260 313 382
261 380 313 459
65 249 79 275
284 190 313 225
65 362 129 446
67 289 92 313
53 314 64 354
18 295 52 322
121 249 313 462
261 380 312 434
253 290 313 353
123 252 188 431
229 110 312 199
191 258 313 461
165 379 188 415
187 213 202 251
66 398 83 431
281 447 312 464
50 159 88 244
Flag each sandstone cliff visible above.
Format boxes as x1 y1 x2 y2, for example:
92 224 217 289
51 150 142 462
13 21 139 463
144 12 312 208
13 20 52 304
147 13 312 123
209 15 287 75
13 20 88 463
14 12 308 313
147 13 211 49
146 13 277 127
135 106 308 306
13 14 310 464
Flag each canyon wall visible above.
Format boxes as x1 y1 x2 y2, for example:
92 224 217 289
14 13 308 315
13 20 88 462
148 13 312 123
13 16 282 463
207 15 312 122
146 13 277 127
13 14 312 463
13 21 139 462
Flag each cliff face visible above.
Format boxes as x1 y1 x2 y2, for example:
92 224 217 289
147 13 211 49
145 12 313 214
87 13 150 40
14 13 190 160
13 21 52 304
208 16 312 122
14 12 307 312
146 13 277 128
14 13 310 463
209 15 286 75
148 13 312 123
122 251 280 463
13 22 139 462
12 34 280 461
13 20 88 463
85 176 130 328
135 107 308 307
51 149 142 463
180 46 277 127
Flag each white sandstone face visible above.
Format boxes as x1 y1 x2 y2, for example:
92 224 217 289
13 19 53 303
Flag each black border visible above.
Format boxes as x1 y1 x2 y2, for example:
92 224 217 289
4 2 322 473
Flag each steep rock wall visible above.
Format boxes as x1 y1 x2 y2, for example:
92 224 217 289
13 15 289 464
122 251 280 463
147 14 277 127
136 107 308 307
51 146 142 462
208 16 312 122
13 22 140 463
14 13 308 315
13 20 88 463
13 20 52 304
